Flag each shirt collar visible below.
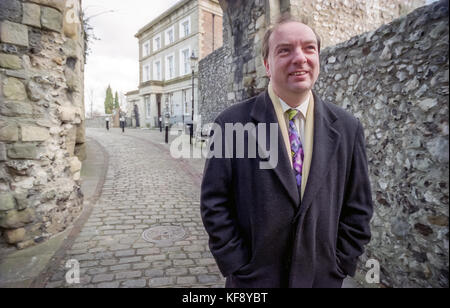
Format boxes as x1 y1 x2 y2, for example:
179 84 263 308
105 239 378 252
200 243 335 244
279 93 310 119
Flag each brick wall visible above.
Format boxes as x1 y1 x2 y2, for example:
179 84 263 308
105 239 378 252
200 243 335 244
200 9 223 59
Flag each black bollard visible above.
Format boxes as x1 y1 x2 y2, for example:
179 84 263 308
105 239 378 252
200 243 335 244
165 125 169 144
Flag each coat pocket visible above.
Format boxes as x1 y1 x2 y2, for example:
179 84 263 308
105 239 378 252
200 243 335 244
334 258 347 279
329 245 347 279
233 250 257 277
236 261 254 275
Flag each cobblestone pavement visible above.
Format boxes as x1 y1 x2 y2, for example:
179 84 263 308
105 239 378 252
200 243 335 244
41 128 225 288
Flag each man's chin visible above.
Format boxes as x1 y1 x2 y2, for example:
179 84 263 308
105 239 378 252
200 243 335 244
273 83 312 97
289 84 312 94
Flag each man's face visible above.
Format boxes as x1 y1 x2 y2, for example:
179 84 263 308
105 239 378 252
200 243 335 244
264 22 320 99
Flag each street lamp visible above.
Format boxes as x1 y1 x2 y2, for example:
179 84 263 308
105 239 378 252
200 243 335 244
164 97 170 144
189 51 198 145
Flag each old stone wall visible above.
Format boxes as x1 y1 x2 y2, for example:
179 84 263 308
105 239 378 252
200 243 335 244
199 0 449 287
289 0 425 48
199 0 267 124
315 0 448 288
200 0 426 124
85 116 108 129
0 0 85 250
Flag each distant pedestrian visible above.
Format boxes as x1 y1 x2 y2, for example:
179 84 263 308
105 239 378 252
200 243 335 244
120 116 125 133
105 116 110 131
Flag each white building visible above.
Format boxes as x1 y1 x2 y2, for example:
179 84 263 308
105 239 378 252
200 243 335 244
126 0 223 129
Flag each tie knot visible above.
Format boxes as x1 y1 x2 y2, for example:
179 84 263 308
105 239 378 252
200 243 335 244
287 109 299 121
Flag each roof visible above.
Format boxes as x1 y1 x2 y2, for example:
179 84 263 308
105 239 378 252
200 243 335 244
125 90 139 96
135 0 192 38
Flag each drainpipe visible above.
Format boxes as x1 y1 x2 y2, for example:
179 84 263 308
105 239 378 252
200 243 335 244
212 13 215 51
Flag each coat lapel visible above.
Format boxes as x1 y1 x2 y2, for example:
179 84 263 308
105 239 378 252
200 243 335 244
295 92 341 220
250 91 300 207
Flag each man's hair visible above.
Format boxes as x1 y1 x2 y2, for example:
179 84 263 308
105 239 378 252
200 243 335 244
262 13 321 61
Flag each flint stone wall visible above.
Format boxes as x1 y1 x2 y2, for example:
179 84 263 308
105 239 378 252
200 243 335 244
315 0 448 288
0 0 85 250
199 44 231 125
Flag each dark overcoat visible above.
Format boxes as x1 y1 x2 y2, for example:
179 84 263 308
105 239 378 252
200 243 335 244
200 90 373 288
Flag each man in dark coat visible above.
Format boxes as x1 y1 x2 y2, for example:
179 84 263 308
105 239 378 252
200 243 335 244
200 15 373 288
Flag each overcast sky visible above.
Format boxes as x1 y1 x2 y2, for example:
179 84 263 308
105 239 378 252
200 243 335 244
82 0 181 115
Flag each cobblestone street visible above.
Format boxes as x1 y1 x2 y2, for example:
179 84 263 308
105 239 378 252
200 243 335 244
39 128 225 288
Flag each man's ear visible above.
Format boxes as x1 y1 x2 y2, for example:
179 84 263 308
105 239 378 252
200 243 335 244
264 58 271 78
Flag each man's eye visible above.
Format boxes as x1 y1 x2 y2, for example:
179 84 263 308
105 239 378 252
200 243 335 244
278 48 289 54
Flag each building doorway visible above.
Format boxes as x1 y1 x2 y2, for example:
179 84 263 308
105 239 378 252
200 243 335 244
134 104 140 127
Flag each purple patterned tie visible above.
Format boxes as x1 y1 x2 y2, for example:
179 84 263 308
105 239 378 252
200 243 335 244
287 109 304 188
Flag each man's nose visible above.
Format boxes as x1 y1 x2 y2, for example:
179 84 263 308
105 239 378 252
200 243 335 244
292 47 307 64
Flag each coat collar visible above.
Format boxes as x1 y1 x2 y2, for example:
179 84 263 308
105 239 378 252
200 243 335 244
250 89 341 213
250 90 300 207
249 90 270 123
295 91 341 219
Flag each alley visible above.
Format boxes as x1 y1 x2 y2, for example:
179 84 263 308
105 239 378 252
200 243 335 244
40 128 225 288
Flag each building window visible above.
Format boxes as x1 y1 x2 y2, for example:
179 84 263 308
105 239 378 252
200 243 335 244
166 27 174 45
143 64 150 82
143 41 150 57
182 89 188 115
145 96 151 118
179 16 190 38
180 48 190 75
166 54 174 80
153 34 161 51
154 60 161 81
182 21 190 37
